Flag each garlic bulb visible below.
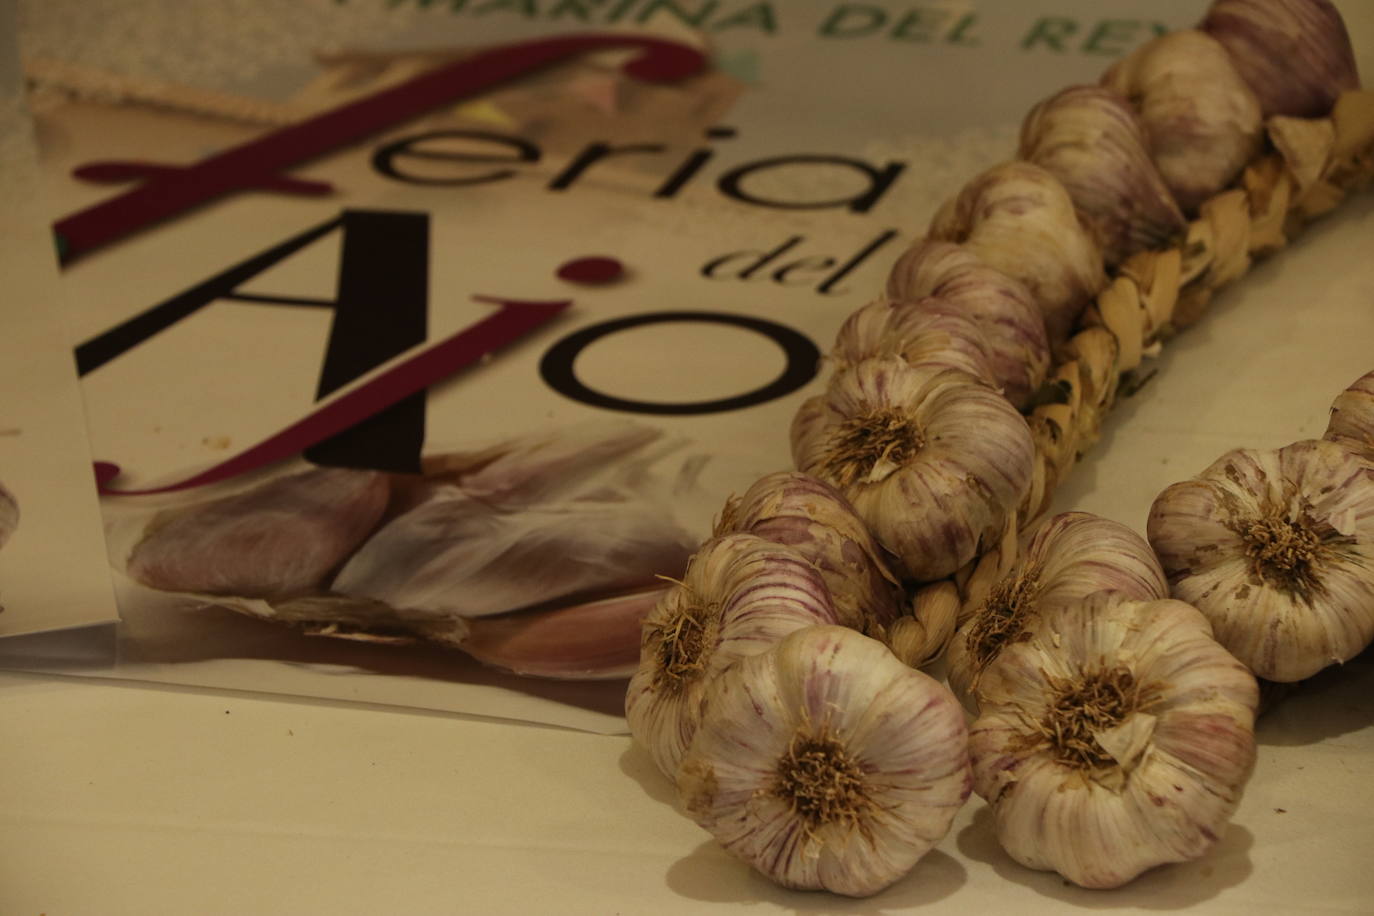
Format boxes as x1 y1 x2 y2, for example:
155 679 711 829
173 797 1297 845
126 467 391 597
928 161 1107 349
1202 0 1360 118
1019 85 1186 265
885 240 1051 408
714 470 904 635
791 361 1034 583
1102 30 1263 212
1325 368 1374 464
678 625 971 897
947 511 1168 710
830 295 998 390
1147 439 1374 682
0 478 16 552
625 533 838 779
970 593 1258 889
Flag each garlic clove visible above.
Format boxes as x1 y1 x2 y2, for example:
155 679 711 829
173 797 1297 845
625 533 838 779
678 625 971 897
947 511 1168 711
928 161 1107 350
1102 30 1263 213
1019 85 1187 265
332 485 696 619
1325 368 1374 464
791 360 1034 583
126 467 390 598
458 586 668 680
714 470 904 636
1201 0 1360 119
0 478 16 552
885 240 1050 408
830 295 999 391
970 594 1258 889
1147 439 1374 681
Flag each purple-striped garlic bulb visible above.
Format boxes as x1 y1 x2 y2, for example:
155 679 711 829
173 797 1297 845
885 240 1051 408
1147 439 1374 682
829 295 998 390
678 625 971 897
625 533 838 779
1202 0 1360 118
791 361 1034 583
1102 30 1263 212
714 470 905 636
1324 368 1374 464
928 161 1107 350
1019 85 1187 265
946 511 1168 710
970 593 1258 889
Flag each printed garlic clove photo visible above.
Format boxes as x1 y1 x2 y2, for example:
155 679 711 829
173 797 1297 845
1201 0 1360 118
928 161 1107 349
678 625 971 897
1102 30 1263 212
1148 439 1374 682
332 486 697 620
1019 85 1187 265
885 240 1051 408
791 361 1034 583
458 587 669 680
970 594 1258 889
624 534 838 780
125 467 391 598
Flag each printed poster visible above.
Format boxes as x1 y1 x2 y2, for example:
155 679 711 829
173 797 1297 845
8 0 1372 731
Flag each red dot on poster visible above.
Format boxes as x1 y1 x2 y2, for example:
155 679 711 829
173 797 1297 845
557 256 626 285
94 461 121 487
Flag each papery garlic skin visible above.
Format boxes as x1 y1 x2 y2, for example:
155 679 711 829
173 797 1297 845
126 468 390 598
971 594 1258 889
885 240 1050 408
625 533 838 779
1325 369 1374 464
946 511 1168 709
928 161 1107 350
715 470 904 635
333 486 695 619
1202 0 1360 118
1147 440 1374 682
0 478 16 552
831 295 998 390
1019 85 1186 265
1102 30 1263 212
678 625 971 897
791 361 1034 583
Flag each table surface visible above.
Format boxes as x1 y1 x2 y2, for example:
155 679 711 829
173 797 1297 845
5 4 1374 912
